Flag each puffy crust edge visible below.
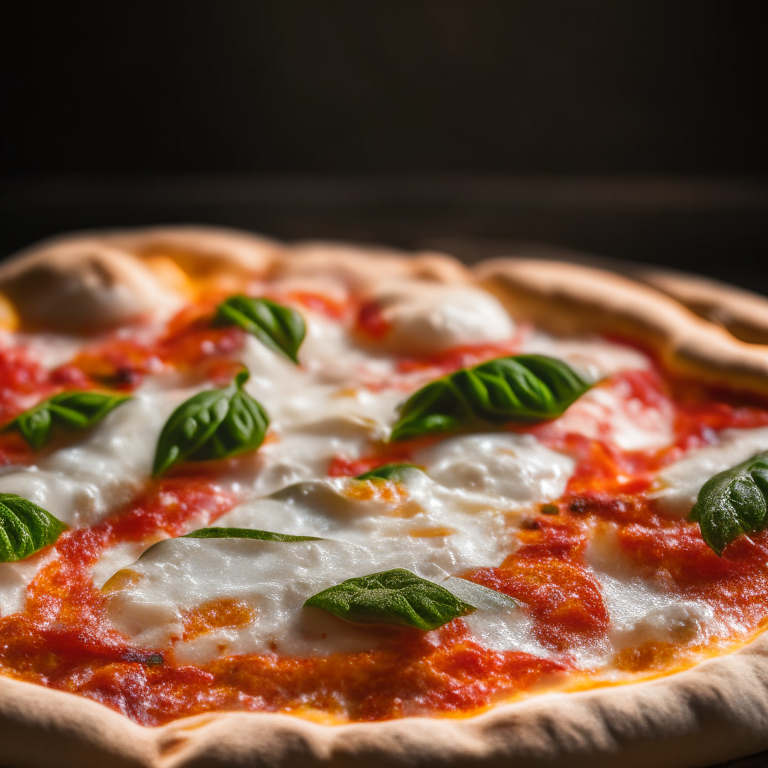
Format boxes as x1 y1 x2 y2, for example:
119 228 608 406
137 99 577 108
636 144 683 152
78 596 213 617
634 268 768 346
1 227 768 767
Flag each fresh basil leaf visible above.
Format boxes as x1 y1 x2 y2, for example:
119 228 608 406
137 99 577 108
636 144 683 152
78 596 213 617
0 493 67 562
215 295 306 364
152 368 269 477
689 450 768 556
184 527 322 542
2 391 131 450
355 463 423 482
390 354 592 441
304 568 476 631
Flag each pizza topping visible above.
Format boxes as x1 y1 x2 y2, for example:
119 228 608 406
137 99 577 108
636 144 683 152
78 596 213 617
414 433 575 508
521 334 653 381
357 280 515 355
609 601 713 652
304 568 477 631
152 369 269 477
390 354 593 441
688 450 768 556
650 427 768 517
214 295 306 363
182 527 323 542
1 390 131 450
0 493 67 562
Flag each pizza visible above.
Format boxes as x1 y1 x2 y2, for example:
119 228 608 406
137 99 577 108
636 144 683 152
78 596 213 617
0 226 767 768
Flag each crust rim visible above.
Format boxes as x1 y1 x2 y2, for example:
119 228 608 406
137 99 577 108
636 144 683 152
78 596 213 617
1 226 767 768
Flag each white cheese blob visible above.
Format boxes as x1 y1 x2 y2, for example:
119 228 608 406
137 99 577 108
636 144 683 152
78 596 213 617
587 529 715 663
651 427 768 517
415 433 575 508
0 549 57 616
364 280 515 355
444 576 550 657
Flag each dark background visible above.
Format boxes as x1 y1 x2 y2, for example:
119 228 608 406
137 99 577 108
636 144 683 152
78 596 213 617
1 0 767 291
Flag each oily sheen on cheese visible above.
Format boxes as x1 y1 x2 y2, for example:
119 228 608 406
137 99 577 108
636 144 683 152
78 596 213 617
1 258 768 732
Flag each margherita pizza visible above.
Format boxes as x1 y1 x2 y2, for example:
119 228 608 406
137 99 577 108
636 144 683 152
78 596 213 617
0 227 767 768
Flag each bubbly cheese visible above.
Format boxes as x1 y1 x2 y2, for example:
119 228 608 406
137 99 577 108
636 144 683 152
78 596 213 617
651 427 768 517
415 434 575 508
365 280 515 355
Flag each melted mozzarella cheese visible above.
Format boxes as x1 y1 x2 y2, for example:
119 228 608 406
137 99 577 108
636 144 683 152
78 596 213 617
415 434 575 508
0 549 57 616
587 530 715 661
365 280 515 355
444 576 550 657
104 439 574 661
651 427 768 517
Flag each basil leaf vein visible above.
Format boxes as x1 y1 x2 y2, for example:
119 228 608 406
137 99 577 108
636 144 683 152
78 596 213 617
215 295 306 364
184 527 322 542
152 368 269 477
390 354 592 441
689 450 768 556
304 568 476 631
0 493 67 562
2 391 131 450
354 463 423 482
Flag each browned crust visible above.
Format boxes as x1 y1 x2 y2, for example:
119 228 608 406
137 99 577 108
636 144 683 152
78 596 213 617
633 268 768 346
1 227 768 768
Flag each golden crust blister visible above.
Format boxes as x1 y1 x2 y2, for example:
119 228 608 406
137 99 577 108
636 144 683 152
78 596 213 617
1 226 767 768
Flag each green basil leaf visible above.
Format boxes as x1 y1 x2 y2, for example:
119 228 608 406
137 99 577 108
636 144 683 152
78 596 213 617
184 527 322 542
2 391 131 450
0 493 67 562
152 368 269 477
390 354 592 441
304 568 476 631
354 463 423 482
688 450 768 556
215 295 306 364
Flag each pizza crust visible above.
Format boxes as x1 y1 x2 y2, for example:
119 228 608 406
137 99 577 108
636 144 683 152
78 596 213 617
633 268 768 346
1 226 767 768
